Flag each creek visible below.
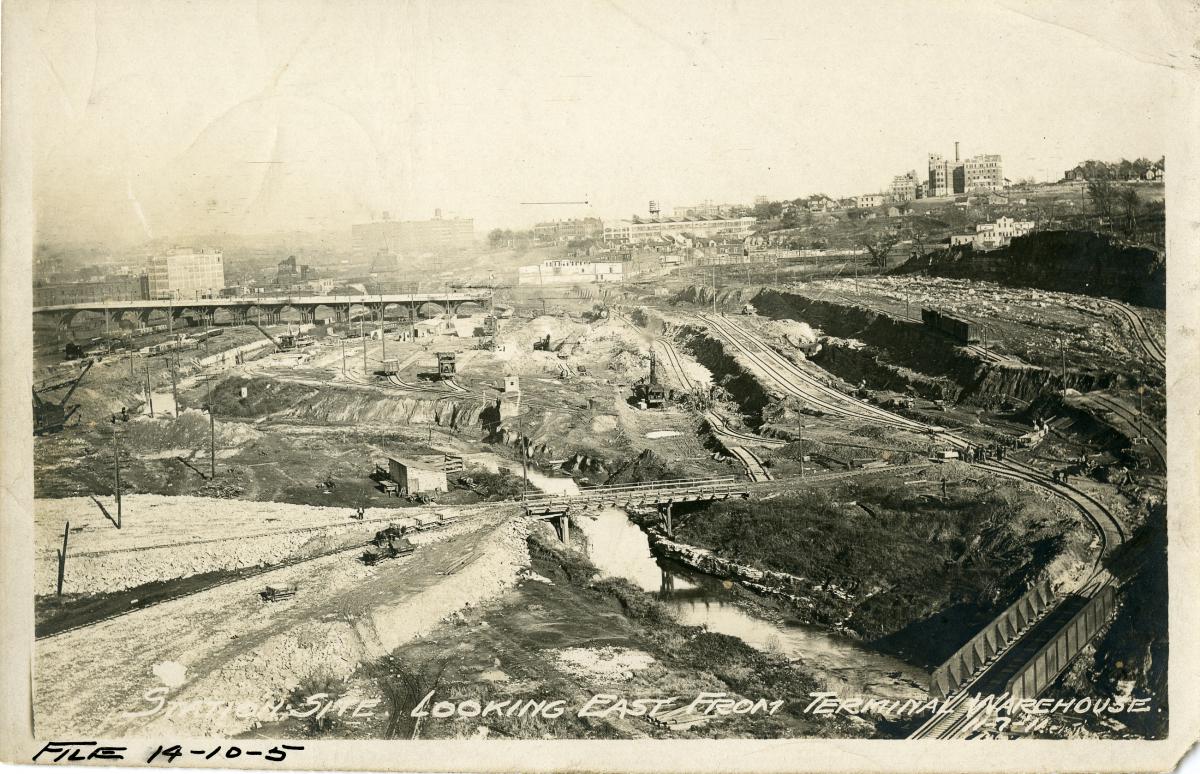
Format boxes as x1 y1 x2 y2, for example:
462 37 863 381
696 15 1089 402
482 456 930 701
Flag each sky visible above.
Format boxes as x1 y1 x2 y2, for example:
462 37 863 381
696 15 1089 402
25 0 1185 245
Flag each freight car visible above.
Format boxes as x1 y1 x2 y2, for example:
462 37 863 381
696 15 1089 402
921 308 981 344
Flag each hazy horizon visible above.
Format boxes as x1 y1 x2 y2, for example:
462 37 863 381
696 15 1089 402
30 0 1181 246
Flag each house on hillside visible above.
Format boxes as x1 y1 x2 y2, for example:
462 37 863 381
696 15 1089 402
972 217 1036 250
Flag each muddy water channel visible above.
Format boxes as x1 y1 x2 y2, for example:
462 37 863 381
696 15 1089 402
494 458 929 702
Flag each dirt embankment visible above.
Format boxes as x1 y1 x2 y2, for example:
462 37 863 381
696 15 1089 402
752 291 1119 405
898 230 1165 309
34 494 506 595
35 516 532 738
294 526 877 740
673 285 763 309
213 376 493 431
675 326 772 416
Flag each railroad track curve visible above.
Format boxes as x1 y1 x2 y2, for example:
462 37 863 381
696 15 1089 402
1096 298 1165 365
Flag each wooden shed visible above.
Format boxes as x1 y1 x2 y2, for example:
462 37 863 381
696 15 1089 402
387 456 448 496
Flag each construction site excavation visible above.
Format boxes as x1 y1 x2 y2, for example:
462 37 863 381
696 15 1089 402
29 238 1167 743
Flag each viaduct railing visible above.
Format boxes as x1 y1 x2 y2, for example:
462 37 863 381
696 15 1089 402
930 578 1055 698
1005 584 1117 700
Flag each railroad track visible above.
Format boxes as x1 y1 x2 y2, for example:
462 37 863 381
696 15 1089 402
696 313 933 434
1087 392 1165 468
726 446 772 482
691 314 1131 739
1096 298 1165 365
973 459 1125 566
654 332 919 480
654 336 694 392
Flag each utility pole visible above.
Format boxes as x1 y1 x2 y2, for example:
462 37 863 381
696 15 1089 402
796 405 806 478
379 296 386 361
111 428 122 527
361 317 367 373
206 404 216 480
1059 338 1067 385
341 338 346 374
56 521 70 596
144 363 154 417
170 354 179 416
711 265 717 315
518 411 528 505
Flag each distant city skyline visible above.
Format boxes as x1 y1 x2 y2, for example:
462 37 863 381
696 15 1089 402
28 0 1179 245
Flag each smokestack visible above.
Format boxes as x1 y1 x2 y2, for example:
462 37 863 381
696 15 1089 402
955 142 960 162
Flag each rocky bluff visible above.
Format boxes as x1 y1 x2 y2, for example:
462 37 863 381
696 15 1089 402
912 230 1164 309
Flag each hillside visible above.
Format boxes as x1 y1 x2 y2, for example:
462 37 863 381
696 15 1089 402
898 230 1165 308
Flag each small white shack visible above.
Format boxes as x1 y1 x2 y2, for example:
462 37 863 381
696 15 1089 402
387 456 448 496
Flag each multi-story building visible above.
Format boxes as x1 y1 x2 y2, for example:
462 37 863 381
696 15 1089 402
964 154 1004 191
855 194 885 209
890 171 920 202
517 259 625 286
602 215 755 243
928 153 953 197
147 249 225 300
274 255 319 288
671 201 739 219
928 146 1002 195
532 218 603 243
33 275 149 306
351 211 475 256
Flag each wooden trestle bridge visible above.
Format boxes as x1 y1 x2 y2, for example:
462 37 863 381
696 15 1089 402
522 476 750 543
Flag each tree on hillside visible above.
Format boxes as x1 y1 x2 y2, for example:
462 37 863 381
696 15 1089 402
907 226 930 262
858 228 902 270
1120 186 1142 237
753 200 784 221
1086 176 1116 220
487 228 510 248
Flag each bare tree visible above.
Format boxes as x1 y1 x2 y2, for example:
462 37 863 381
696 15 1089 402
1086 176 1116 221
1120 186 1141 238
858 228 903 270
909 226 929 257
